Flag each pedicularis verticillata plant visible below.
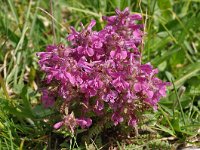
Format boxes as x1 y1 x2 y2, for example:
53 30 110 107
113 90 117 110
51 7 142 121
37 8 170 133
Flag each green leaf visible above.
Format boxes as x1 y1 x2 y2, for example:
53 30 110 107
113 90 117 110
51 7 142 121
157 0 172 23
0 20 20 44
0 97 33 118
171 118 181 132
173 62 200 88
156 124 175 136
7 0 19 24
32 105 54 118
20 86 32 113
66 6 101 17
152 46 181 66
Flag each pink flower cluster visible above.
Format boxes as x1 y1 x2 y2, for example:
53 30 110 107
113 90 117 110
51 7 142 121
37 8 169 131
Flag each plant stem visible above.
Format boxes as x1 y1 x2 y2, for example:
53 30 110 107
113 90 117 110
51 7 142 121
172 80 186 125
50 0 56 44
0 74 9 99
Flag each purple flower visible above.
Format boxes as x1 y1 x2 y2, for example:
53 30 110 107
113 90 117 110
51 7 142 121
110 50 127 60
134 82 142 92
158 84 167 97
112 76 129 92
111 112 124 126
41 89 55 108
46 45 57 52
65 72 76 85
76 118 92 128
94 100 104 115
145 90 154 99
67 27 79 41
124 90 136 103
37 8 170 130
77 57 93 72
128 117 137 127
102 90 118 103
54 113 77 132
53 121 63 129
130 14 142 20
140 63 153 74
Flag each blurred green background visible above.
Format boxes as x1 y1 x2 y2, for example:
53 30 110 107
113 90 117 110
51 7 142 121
0 0 200 149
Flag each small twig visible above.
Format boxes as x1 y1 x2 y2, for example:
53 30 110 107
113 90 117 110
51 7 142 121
50 0 56 44
0 74 10 99
139 0 147 64
38 7 70 33
134 125 139 137
3 51 10 77
172 80 186 125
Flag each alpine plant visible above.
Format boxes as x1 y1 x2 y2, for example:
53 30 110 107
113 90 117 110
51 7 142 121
37 8 170 132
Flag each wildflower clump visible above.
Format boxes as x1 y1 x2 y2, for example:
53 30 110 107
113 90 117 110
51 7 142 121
37 8 170 132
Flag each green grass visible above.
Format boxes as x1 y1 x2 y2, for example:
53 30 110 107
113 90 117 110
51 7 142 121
0 0 200 149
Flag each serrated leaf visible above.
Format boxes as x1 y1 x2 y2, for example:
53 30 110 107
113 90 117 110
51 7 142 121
156 124 175 136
